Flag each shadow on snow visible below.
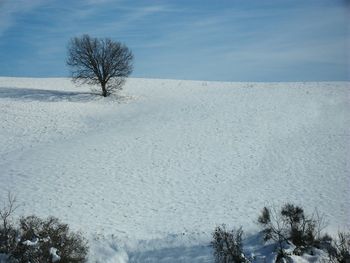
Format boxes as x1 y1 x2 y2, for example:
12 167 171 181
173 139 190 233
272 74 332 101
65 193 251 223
0 87 99 102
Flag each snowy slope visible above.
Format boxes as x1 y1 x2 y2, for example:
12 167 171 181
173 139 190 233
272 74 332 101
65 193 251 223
0 77 349 262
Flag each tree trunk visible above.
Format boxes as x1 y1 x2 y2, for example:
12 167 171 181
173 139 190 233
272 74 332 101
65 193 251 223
101 83 107 97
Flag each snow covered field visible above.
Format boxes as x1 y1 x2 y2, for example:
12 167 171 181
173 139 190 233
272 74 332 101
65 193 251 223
0 77 349 262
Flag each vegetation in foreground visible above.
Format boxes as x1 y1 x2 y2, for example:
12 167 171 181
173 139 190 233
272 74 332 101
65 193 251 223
1 194 348 263
0 193 88 263
212 203 350 263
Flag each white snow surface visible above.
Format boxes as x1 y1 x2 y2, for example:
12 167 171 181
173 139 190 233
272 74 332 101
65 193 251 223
0 77 349 262
22 237 39 246
49 247 61 262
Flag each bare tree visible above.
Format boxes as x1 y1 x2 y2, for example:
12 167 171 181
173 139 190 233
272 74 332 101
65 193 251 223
0 192 18 235
67 34 133 97
0 192 19 254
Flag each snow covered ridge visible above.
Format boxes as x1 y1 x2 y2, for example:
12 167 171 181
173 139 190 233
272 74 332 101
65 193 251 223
0 77 349 262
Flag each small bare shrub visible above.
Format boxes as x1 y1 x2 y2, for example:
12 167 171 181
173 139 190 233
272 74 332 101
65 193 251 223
211 225 250 263
257 206 290 259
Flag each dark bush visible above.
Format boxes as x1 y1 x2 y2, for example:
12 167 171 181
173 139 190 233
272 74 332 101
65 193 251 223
257 203 329 258
211 225 249 263
280 204 317 248
0 224 18 257
11 215 88 263
1 193 88 262
327 232 350 263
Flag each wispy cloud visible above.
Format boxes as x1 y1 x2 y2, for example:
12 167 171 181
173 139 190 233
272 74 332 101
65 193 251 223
85 0 116 5
0 0 47 37
134 2 349 80
0 0 348 80
2 1 181 68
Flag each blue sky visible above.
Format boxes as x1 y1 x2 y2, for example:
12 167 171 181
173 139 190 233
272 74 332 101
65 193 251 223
0 0 349 81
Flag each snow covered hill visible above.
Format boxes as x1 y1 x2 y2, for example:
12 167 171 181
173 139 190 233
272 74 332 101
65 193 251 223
0 77 349 262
